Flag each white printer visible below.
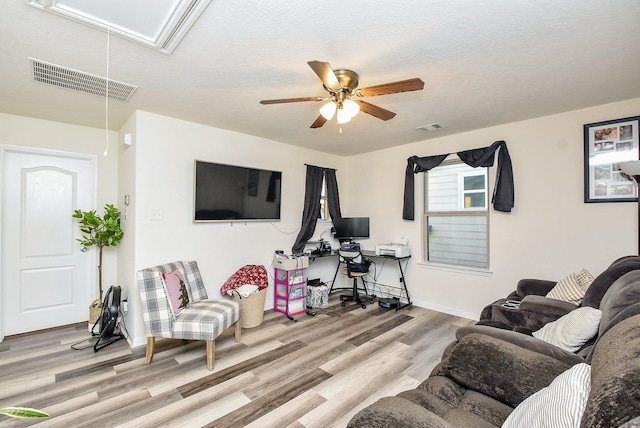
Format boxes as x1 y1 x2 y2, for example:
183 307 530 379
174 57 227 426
375 243 411 258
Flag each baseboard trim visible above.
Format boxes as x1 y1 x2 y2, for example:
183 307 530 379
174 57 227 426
412 299 479 321
130 335 147 348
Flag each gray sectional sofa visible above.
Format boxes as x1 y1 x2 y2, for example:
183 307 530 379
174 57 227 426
347 259 640 427
477 256 640 336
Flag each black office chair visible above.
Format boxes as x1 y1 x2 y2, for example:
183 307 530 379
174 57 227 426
338 244 374 309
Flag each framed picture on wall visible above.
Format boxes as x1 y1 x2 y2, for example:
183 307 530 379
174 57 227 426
584 115 640 203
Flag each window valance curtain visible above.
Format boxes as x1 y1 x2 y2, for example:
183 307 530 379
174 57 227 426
403 140 514 220
292 165 342 254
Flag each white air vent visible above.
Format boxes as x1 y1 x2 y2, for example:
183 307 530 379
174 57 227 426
30 58 137 102
416 123 444 132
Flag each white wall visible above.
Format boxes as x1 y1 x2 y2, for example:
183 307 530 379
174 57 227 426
4 97 640 342
117 113 137 341
343 97 640 319
0 112 120 303
124 111 344 345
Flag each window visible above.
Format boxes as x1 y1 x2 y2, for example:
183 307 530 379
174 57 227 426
459 170 488 210
319 173 329 220
424 159 489 269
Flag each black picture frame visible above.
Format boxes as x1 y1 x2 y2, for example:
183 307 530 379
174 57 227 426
584 115 640 203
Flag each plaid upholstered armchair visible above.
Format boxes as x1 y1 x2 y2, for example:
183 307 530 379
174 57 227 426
136 260 242 370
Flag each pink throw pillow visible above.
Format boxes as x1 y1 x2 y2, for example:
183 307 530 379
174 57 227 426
161 270 190 317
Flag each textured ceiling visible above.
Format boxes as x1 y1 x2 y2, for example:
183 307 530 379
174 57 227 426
1 1 640 156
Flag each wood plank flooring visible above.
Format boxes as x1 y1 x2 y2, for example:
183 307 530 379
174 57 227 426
0 296 473 427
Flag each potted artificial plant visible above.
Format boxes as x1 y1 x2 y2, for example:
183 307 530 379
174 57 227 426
72 204 124 323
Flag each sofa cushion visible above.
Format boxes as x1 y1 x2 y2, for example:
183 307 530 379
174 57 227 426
581 314 640 427
457 389 512 426
589 302 640 362
532 306 602 352
502 363 591 428
516 278 557 298
445 333 571 408
609 255 640 268
455 325 585 366
597 269 640 336
442 408 499 428
581 260 640 308
519 294 578 324
418 375 465 407
619 416 640 427
398 388 505 428
346 396 453 428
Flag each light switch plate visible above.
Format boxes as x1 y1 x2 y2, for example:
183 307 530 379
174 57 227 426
149 209 163 220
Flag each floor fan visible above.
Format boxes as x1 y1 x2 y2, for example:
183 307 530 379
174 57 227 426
91 285 125 352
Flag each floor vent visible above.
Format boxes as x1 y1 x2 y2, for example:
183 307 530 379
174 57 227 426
416 123 444 132
30 58 137 102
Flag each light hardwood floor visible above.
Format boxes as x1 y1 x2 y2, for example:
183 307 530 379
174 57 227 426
0 296 473 427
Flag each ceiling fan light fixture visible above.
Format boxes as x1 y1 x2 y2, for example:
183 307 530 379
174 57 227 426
320 101 337 120
337 107 352 124
342 99 360 118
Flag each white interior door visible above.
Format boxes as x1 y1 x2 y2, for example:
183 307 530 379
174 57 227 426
2 146 96 337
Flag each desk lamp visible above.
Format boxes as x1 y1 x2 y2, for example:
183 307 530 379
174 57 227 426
619 160 640 254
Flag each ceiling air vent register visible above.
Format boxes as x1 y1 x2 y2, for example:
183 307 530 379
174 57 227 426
416 123 444 132
29 58 137 102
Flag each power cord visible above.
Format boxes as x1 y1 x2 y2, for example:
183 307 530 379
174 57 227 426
70 317 101 350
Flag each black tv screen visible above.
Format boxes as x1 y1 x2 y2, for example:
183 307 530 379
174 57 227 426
194 160 282 221
333 217 370 241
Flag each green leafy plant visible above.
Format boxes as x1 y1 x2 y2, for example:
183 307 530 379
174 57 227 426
72 204 124 300
0 407 49 419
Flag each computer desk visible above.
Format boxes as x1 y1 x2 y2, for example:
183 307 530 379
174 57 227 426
308 250 412 310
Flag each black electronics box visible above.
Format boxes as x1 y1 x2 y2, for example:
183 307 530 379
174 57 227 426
378 297 401 309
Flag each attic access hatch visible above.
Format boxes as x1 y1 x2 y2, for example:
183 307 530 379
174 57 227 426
24 0 212 54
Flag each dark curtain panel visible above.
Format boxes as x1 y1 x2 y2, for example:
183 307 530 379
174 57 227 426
403 140 514 220
325 168 342 220
402 154 449 220
292 165 341 254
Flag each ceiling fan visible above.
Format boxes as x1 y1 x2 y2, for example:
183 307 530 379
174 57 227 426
260 60 425 129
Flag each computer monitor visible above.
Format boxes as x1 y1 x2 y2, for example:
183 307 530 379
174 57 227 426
333 217 370 242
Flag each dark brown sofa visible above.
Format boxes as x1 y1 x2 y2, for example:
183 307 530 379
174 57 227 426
348 313 640 427
347 265 640 427
477 255 640 337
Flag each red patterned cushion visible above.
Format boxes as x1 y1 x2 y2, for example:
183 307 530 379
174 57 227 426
220 264 268 296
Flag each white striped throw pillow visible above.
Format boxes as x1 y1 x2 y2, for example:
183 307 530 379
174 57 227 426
532 306 602 352
502 363 591 428
546 272 585 305
576 268 594 290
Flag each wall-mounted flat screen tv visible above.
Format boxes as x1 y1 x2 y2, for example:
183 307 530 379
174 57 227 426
194 160 282 221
